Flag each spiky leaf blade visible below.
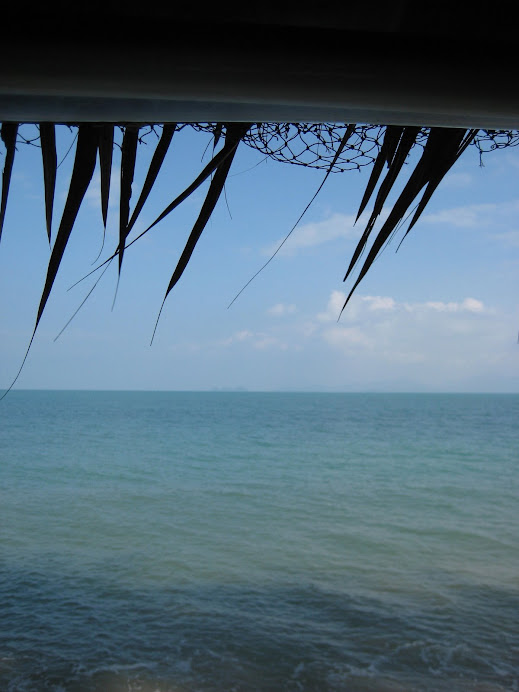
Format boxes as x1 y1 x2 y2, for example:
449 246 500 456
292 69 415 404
142 123 252 237
40 123 57 243
0 122 18 242
98 124 114 229
118 126 139 272
150 123 251 342
35 125 98 330
346 126 422 275
369 126 421 223
163 123 250 300
127 123 176 234
345 126 406 280
341 127 466 314
74 127 252 285
403 128 478 238
355 125 403 222
213 123 223 150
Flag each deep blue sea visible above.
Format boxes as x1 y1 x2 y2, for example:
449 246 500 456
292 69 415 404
1 391 518 691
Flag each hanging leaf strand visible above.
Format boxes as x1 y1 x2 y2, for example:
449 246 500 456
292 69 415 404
39 123 57 243
0 122 18 242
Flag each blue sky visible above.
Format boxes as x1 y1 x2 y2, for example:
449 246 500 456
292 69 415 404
1 125 518 391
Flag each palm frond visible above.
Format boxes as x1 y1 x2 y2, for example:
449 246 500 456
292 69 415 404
151 123 252 342
341 127 475 316
140 123 251 237
39 123 57 243
356 125 404 222
118 126 139 273
98 124 114 229
35 125 99 331
0 122 18 242
399 128 477 241
127 123 176 234
0 119 511 393
163 122 251 298
346 126 420 281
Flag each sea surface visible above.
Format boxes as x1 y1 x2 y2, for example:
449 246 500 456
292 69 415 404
0 391 518 691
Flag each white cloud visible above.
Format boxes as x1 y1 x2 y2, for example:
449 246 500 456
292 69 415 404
317 292 396 322
459 298 485 313
267 303 297 317
363 295 396 311
319 291 504 379
221 329 253 345
263 211 370 256
421 200 519 230
323 325 374 350
253 335 287 350
421 203 497 228
220 329 286 351
197 290 514 391
317 290 347 322
460 297 485 313
405 298 485 314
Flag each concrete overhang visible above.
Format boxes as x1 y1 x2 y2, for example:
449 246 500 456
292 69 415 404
0 6 518 129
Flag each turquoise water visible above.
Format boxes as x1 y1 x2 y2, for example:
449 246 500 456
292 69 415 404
1 391 518 691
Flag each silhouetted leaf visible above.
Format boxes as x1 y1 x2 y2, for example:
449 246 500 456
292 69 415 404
341 128 474 315
228 123 356 308
213 123 223 150
40 123 56 243
127 123 176 234
370 127 421 222
402 129 477 239
163 123 251 299
151 123 251 342
141 123 251 237
98 124 114 228
345 126 421 281
356 125 403 222
69 127 251 290
0 122 18 242
346 126 405 279
118 126 139 272
35 125 98 330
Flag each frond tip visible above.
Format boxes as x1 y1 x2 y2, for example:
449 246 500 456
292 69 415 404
340 126 478 318
0 122 18 242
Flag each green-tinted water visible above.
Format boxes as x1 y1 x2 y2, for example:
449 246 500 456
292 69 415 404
1 392 518 690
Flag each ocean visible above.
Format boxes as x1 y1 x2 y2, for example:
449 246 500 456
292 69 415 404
0 391 518 691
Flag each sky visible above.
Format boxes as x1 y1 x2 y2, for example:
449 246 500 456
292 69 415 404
1 124 518 392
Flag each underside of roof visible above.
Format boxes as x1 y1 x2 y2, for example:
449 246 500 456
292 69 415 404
1 2 518 128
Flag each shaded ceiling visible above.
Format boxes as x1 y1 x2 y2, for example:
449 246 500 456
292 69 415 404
1 2 518 127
